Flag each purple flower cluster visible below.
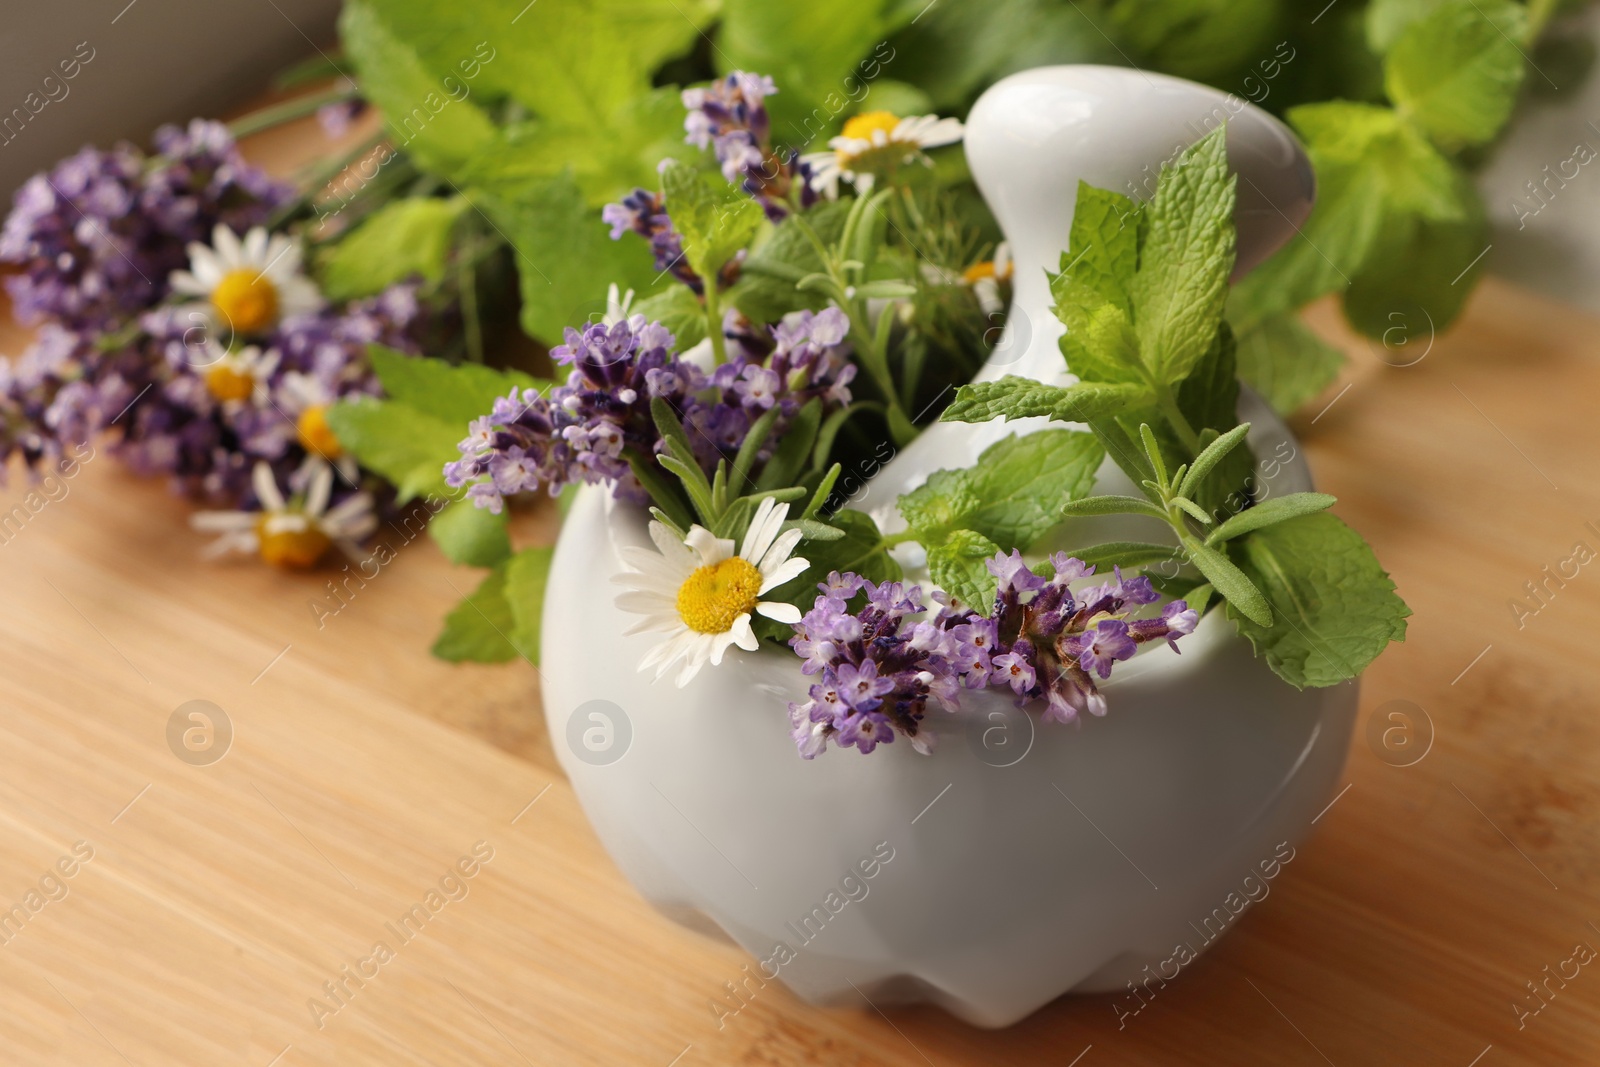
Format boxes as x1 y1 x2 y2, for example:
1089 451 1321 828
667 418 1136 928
601 188 705 294
682 71 817 219
1 119 290 330
787 552 1198 758
0 120 427 505
444 307 856 512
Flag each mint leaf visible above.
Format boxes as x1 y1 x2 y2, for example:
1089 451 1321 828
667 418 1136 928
1130 128 1237 384
1225 512 1410 688
1233 312 1347 415
324 396 460 502
1366 0 1450 52
1385 0 1527 149
942 377 1151 424
632 285 708 349
1053 182 1140 314
319 197 468 301
661 161 764 283
927 529 1002 614
472 172 659 344
733 200 850 323
339 1 498 177
504 545 554 667
363 0 712 133
717 0 889 140
369 346 545 426
1343 169 1488 338
899 429 1104 550
432 563 530 663
1232 103 1460 323
429 499 511 567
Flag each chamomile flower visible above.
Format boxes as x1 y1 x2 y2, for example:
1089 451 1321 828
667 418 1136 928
962 241 1013 317
191 458 374 567
613 497 810 686
803 111 964 198
198 344 278 407
276 371 359 482
170 223 321 337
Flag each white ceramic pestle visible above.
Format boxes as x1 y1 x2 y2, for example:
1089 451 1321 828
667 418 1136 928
542 66 1349 1028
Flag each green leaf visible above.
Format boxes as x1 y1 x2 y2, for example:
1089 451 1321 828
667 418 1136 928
927 529 1002 614
1052 182 1140 316
324 396 460 503
429 500 511 567
1232 312 1347 416
1187 539 1272 627
1385 0 1527 149
756 398 823 492
717 0 890 143
1232 103 1460 324
1178 422 1250 500
472 172 659 344
369 346 544 426
432 563 528 663
1057 495 1171 522
898 429 1104 550
733 200 851 323
1366 0 1449 52
504 545 555 667
1342 168 1488 338
1207 493 1337 544
632 285 708 349
319 197 469 301
1225 512 1410 688
362 0 712 134
941 377 1152 424
1107 0 1287 83
1131 128 1237 384
339 1 499 177
661 161 765 283
1056 541 1183 570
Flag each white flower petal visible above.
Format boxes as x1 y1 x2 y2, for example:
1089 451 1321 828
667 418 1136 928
251 462 284 511
304 462 333 517
242 226 269 263
758 527 803 575
190 510 256 532
212 224 242 268
759 555 810 595
755 600 802 624
740 497 783 562
729 613 758 652
684 525 733 566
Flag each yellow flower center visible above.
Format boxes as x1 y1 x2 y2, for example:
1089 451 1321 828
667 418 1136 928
204 363 256 402
675 557 763 635
842 111 901 143
297 404 343 458
211 268 280 334
963 261 998 284
255 514 331 569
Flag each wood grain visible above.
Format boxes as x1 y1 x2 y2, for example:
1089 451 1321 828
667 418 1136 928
3 111 1600 1065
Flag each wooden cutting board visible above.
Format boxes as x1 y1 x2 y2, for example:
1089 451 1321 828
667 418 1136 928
2 112 1600 1066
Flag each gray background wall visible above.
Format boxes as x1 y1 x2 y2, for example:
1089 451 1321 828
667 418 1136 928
0 0 340 197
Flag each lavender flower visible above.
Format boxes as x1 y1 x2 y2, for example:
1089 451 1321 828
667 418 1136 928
600 187 704 293
681 71 816 219
445 308 856 513
786 551 1198 758
0 121 290 332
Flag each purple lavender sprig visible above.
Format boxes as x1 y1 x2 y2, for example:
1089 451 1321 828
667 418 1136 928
787 551 1198 758
681 71 817 220
444 307 856 513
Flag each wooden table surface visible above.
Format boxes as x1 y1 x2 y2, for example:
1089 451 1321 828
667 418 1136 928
4 114 1600 1066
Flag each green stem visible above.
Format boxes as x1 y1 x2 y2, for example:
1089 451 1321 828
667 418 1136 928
1153 382 1203 458
878 529 919 549
228 83 362 140
459 235 484 364
704 277 728 366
